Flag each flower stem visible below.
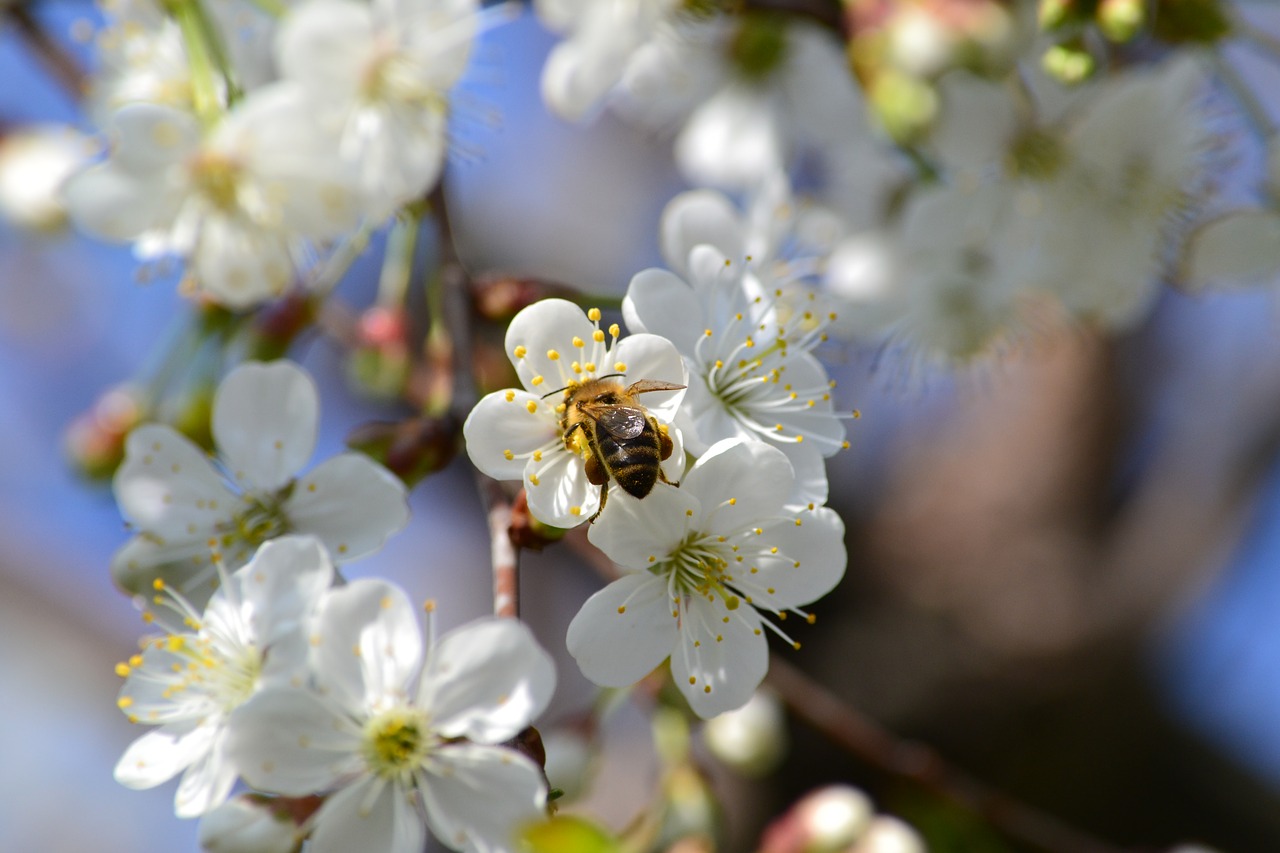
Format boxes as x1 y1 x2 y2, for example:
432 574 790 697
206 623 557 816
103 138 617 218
3 3 86 97
169 0 240 122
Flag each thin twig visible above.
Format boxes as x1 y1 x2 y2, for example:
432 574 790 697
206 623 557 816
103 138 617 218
564 530 1135 853
479 475 520 619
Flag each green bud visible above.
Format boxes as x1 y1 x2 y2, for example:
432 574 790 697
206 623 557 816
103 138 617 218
868 70 938 144
1097 0 1145 42
1038 0 1086 31
1041 40 1096 85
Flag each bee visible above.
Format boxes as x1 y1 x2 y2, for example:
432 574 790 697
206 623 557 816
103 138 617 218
550 374 685 522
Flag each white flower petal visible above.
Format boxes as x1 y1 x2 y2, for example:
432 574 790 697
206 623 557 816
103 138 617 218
391 0 479 89
504 298 596 391
418 618 556 744
110 534 221 609
421 743 547 852
675 84 786 191
63 163 183 242
749 507 846 608
237 535 334 650
227 687 363 795
566 571 678 687
588 486 699 570
213 361 318 493
681 439 792 532
174 728 238 817
287 453 409 562
659 189 746 275
276 0 371 102
670 600 767 719
114 423 235 537
192 214 295 309
622 268 702 355
463 389 561 480
779 441 828 509
314 579 422 709
1180 210 1280 292
310 776 425 853
106 102 202 175
523 448 597 529
115 722 214 790
929 71 1018 174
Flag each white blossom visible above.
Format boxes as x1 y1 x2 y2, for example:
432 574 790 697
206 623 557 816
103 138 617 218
463 298 686 528
275 0 480 219
227 582 556 853
64 88 360 308
568 439 846 718
111 360 409 608
624 243 844 508
113 535 333 817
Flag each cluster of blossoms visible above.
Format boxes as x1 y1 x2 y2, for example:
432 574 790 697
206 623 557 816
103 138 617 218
65 0 484 307
465 244 851 718
110 362 557 852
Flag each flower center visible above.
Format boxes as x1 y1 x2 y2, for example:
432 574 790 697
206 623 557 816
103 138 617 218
188 151 242 211
663 533 741 610
1006 129 1063 180
362 707 433 782
232 493 291 547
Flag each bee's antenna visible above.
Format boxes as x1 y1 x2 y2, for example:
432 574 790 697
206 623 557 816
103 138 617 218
541 383 574 399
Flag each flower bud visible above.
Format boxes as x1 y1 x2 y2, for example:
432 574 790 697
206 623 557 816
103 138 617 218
347 305 410 400
346 415 459 488
64 384 146 481
1037 0 1081 31
702 689 787 777
851 816 926 853
245 293 316 361
1097 0 1145 42
197 795 302 853
0 124 90 232
759 785 874 853
1041 39 1096 85
868 71 938 144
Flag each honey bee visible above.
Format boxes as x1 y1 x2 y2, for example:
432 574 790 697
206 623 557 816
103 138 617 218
550 374 685 522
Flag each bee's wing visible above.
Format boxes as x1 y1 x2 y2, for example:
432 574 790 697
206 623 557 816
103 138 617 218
626 380 686 395
588 404 648 439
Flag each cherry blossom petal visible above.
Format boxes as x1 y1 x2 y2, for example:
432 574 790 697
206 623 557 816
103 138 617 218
313 579 422 710
659 189 746 276
106 102 202 175
675 84 785 191
566 571 678 687
588 486 699 571
111 533 221 608
523 447 597 528
174 728 238 817
418 617 556 744
390 0 479 88
779 442 828 509
63 164 183 241
238 535 334 650
213 361 318 494
681 439 792 534
276 0 371 102
115 722 214 790
114 423 235 537
670 599 767 719
504 298 596 391
622 269 702 357
310 776 425 853
747 507 846 609
192 213 295 309
463 389 561 480
227 687 364 795
286 453 409 562
421 743 547 853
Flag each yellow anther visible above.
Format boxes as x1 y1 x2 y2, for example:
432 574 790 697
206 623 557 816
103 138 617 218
795 435 805 443
141 612 155 623
532 375 544 386
504 390 515 401
609 323 620 337
152 578 165 591
584 362 596 372
525 401 538 414
728 497 737 506
532 451 542 462
689 676 697 685
129 655 143 668
704 328 713 337
714 360 723 369
503 449 514 460
529 474 540 486
572 336 585 348
570 506 582 517
547 349 560 360
725 596 740 611
807 613 817 624
114 662 131 677
514 345 527 358
795 518 803 526
424 599 437 612
648 555 656 563
614 362 626 372
686 509 694 517
792 641 802 651
617 605 626 614
853 409 862 419
593 329 605 343
704 685 712 693
117 696 134 709
571 361 582 374
588 307 602 322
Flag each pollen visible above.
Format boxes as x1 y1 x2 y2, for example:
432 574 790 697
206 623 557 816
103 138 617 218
704 328 713 337
532 450 542 461
704 685 712 693
504 390 515 401
770 547 778 554
514 345 527 359
593 329 605 343
795 435 804 443
614 362 626 372
584 362 596 372
503 449 514 460
525 401 538 414
852 410 862 419
588 307 602 322
114 662 131 677
569 506 582 517
571 361 582 374
117 696 134 709
728 498 737 506
807 613 817 624
689 676 696 685
529 474 540 486
532 375 544 386
648 555 656 563
572 336 585 348
617 605 626 614
547 349 560 360
609 323 620 337
686 509 694 517
792 642 802 651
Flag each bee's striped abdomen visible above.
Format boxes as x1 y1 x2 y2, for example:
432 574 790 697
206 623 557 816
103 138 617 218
596 421 662 498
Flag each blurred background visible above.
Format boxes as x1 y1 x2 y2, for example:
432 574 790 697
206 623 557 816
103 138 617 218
6 2 1280 851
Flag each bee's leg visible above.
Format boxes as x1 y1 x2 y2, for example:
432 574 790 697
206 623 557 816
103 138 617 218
563 420 584 452
588 482 608 523
584 453 608 486
654 418 680 488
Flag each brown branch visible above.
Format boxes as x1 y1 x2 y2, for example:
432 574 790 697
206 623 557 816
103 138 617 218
5 3 88 98
564 530 1137 853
